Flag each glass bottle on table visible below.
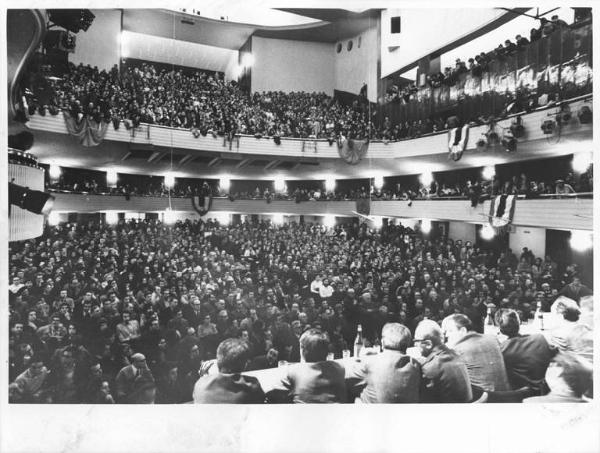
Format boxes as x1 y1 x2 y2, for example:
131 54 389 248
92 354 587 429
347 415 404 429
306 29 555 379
533 301 544 331
483 306 495 335
353 324 364 358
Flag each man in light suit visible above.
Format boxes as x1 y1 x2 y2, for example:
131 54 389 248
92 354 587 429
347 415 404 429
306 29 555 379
271 328 346 403
346 323 421 403
193 338 264 404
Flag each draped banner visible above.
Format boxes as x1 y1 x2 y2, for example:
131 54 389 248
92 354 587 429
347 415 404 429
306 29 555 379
191 195 212 216
489 194 516 231
63 112 109 147
447 124 469 161
337 136 369 165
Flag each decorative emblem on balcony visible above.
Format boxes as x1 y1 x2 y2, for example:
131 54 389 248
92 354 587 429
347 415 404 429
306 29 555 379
337 135 369 164
447 116 469 161
63 111 109 146
191 192 212 216
487 194 516 232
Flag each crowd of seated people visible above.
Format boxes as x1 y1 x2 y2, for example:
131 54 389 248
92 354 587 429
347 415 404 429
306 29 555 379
384 13 588 105
44 163 593 203
8 217 592 403
23 61 377 140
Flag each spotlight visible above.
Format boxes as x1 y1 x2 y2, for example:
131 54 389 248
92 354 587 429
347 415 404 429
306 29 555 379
482 166 495 180
219 176 231 192
480 224 495 240
572 153 592 173
421 219 431 234
274 177 286 192
420 172 433 186
164 173 175 189
273 213 284 225
106 170 118 187
323 214 335 229
9 182 55 215
570 230 592 252
49 165 62 181
325 176 336 192
373 175 384 190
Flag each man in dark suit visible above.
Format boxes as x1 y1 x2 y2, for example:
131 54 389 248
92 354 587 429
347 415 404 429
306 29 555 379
247 347 279 371
347 323 421 403
114 353 155 403
271 329 346 403
193 338 264 404
415 320 472 403
495 309 556 393
442 314 510 392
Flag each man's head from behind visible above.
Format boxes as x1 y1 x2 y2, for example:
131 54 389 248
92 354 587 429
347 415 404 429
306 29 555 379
216 338 251 374
299 328 330 363
546 352 592 398
381 323 412 353
441 314 472 348
414 320 444 357
495 308 520 338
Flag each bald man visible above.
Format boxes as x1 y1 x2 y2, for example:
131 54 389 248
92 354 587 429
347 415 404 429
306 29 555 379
415 320 472 403
115 353 155 403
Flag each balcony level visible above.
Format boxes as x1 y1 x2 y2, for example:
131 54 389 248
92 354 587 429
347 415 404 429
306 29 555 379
49 193 592 232
24 95 592 181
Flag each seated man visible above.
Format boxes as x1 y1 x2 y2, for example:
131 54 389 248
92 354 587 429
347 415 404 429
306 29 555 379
12 355 52 403
271 329 346 403
495 309 556 394
442 314 510 392
247 348 279 371
414 320 472 403
193 338 264 404
524 352 593 403
347 323 421 403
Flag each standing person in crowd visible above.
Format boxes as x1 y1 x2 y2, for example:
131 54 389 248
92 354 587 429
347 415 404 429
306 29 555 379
347 323 421 403
114 353 155 404
442 314 510 392
414 320 473 403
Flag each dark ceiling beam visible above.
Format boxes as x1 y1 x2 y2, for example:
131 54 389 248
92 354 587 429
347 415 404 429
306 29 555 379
120 151 132 161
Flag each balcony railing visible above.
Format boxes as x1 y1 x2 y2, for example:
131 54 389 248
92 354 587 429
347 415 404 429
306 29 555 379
49 192 592 231
380 22 593 128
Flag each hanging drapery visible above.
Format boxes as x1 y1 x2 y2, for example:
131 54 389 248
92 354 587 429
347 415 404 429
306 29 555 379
337 136 369 164
63 112 109 147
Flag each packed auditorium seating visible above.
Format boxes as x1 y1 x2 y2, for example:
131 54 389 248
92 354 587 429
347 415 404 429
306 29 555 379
44 158 592 202
8 218 593 403
20 14 591 145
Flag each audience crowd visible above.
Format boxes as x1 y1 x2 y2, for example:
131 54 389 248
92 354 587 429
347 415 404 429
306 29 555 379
45 163 593 202
8 218 592 404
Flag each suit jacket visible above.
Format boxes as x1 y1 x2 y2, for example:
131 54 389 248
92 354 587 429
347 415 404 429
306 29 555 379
453 332 510 392
115 365 155 403
347 349 421 403
420 345 473 403
501 334 556 392
277 361 347 403
193 373 265 404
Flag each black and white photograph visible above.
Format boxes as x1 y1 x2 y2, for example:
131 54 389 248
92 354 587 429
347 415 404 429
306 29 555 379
2 3 598 452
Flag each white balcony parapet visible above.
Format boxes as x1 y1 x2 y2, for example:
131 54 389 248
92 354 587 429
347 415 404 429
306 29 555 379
25 96 592 160
50 193 592 231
